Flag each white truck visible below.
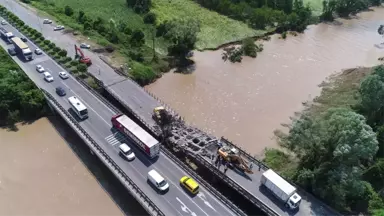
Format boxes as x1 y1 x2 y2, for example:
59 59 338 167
11 37 33 61
0 27 14 44
111 114 160 159
260 169 302 210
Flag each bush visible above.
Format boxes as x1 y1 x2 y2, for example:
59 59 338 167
48 50 56 56
77 63 88 73
53 47 61 53
48 43 55 49
143 12 156 24
43 40 51 46
242 38 257 58
62 56 72 63
64 5 74 16
71 68 79 74
70 60 79 67
58 49 68 57
129 61 157 85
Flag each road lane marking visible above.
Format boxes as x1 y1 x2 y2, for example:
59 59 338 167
105 133 127 146
197 193 217 212
176 197 197 216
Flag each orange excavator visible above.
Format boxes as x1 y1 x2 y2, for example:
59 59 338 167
218 146 253 174
74 44 92 66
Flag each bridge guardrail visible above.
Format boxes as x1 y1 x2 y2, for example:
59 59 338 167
194 154 280 216
41 89 165 216
160 146 246 216
221 137 341 216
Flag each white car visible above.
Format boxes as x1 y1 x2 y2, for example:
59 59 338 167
36 65 45 73
43 19 52 24
119 143 135 160
59 71 69 79
43 72 54 82
80 43 90 49
1 20 7 25
35 48 42 55
53 25 64 31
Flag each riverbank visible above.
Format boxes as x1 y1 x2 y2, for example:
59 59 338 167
0 117 141 215
146 7 384 156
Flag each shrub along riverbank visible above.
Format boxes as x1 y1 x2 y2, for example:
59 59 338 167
0 41 47 126
263 65 384 215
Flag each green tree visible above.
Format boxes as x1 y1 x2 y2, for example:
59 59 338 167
77 63 88 73
78 10 86 23
64 5 74 16
127 0 152 13
130 29 145 46
165 19 200 61
282 108 378 210
143 12 156 24
242 38 257 58
58 49 67 58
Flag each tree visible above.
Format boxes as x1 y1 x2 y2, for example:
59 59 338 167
78 10 86 23
359 66 384 125
165 19 200 61
77 63 88 73
242 38 257 58
282 108 378 210
127 0 152 13
130 29 145 45
64 5 74 16
143 12 156 24
58 49 67 57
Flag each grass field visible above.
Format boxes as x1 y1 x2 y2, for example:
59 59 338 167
33 0 262 51
152 0 264 50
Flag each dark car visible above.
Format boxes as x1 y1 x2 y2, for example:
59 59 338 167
55 87 66 96
7 48 16 56
21 37 27 42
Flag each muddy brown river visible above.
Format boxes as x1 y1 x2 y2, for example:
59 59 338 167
146 7 384 155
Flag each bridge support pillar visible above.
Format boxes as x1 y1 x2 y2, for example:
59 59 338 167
45 98 56 114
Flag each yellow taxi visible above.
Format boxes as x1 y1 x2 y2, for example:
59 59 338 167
180 176 199 194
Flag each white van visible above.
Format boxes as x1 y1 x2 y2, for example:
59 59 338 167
147 169 169 192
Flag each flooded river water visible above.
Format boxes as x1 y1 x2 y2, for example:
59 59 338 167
0 117 145 215
146 7 384 155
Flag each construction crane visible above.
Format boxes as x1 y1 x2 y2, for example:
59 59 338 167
74 44 92 66
218 146 254 174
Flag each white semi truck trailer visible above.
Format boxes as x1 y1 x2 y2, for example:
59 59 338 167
260 169 302 210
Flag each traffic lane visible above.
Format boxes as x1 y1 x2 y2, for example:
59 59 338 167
0 32 185 216
40 60 117 121
0 0 126 85
111 137 235 216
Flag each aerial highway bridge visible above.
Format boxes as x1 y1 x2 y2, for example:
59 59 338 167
0 17 245 216
0 1 340 216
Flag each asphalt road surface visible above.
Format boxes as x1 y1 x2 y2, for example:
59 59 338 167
0 0 160 128
0 19 238 216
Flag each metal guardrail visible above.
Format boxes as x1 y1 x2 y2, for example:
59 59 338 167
221 137 342 216
193 154 280 216
161 146 247 216
41 89 165 216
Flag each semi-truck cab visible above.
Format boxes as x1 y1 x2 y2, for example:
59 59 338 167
261 169 302 210
0 27 14 44
11 37 33 61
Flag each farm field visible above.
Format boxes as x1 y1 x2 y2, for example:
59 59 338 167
32 0 262 51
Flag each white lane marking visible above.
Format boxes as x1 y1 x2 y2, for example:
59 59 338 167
44 67 110 126
105 133 127 146
176 197 197 216
197 193 216 212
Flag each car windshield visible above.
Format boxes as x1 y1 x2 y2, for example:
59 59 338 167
46 75 52 78
125 149 133 155
158 180 167 187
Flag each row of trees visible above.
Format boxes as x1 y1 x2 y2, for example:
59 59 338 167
0 7 47 125
271 65 384 215
321 0 384 21
192 0 312 32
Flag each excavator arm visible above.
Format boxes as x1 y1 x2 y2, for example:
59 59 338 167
74 44 92 66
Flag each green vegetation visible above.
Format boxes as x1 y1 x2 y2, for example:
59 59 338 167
222 38 264 63
0 45 46 126
193 0 313 33
264 65 384 214
320 0 384 21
